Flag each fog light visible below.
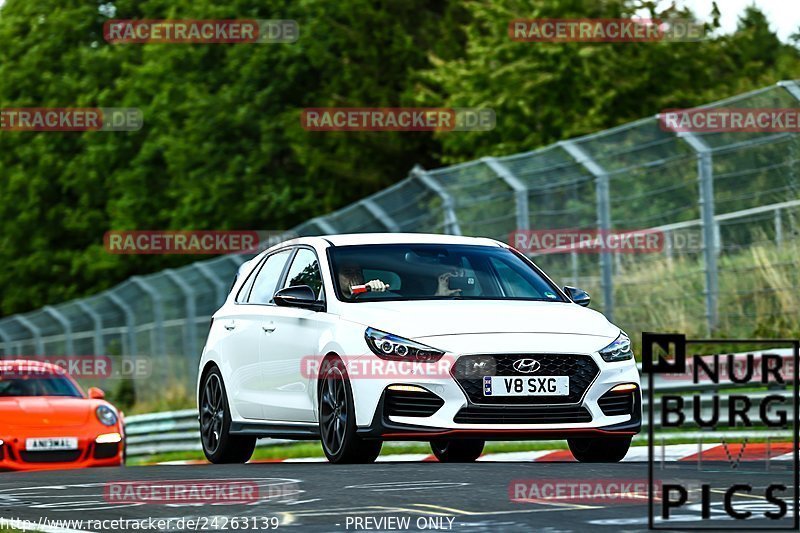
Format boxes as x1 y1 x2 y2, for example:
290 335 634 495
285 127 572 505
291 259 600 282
610 383 638 393
387 384 427 393
95 432 122 444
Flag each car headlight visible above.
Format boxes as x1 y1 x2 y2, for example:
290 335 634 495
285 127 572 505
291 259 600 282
365 327 444 362
96 405 118 426
599 332 634 362
96 432 123 444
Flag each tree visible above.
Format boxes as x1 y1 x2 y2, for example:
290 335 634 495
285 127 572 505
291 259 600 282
0 0 465 315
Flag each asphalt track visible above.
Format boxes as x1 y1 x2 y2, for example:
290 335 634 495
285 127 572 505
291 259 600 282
0 460 796 532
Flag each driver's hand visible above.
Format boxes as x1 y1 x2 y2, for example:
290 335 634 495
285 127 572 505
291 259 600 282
366 279 389 292
436 272 462 296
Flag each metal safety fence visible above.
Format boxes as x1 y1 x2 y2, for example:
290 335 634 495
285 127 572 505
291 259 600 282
1 80 799 401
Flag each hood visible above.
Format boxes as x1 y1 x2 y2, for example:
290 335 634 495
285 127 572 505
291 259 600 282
340 300 619 340
0 396 96 428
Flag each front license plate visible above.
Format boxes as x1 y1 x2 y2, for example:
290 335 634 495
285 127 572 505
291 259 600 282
483 375 569 397
25 437 79 451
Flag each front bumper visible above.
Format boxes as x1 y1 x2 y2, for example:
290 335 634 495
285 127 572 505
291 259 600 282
351 351 641 439
0 434 124 472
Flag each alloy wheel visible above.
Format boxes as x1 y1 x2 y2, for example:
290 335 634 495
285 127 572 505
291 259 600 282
200 373 224 454
320 366 347 455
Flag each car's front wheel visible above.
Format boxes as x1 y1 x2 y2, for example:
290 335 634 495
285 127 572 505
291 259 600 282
318 356 382 464
430 439 484 462
567 435 631 462
200 367 256 464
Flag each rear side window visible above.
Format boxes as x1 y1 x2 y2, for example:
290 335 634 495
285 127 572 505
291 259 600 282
230 259 255 300
246 250 292 304
283 248 323 298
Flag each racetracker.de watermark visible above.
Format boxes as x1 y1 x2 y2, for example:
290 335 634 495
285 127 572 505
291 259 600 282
104 19 298 44
660 108 800 132
509 479 659 504
104 230 295 254
509 18 705 42
510 229 672 254
104 480 262 504
301 354 457 380
301 108 496 131
105 230 259 254
0 356 151 379
0 108 142 132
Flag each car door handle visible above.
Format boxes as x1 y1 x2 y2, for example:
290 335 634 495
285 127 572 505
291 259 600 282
224 321 236 331
262 323 276 333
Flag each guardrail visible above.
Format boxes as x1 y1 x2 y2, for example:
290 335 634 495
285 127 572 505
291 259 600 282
123 409 291 457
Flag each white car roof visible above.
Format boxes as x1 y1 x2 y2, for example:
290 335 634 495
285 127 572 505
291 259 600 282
296 233 505 247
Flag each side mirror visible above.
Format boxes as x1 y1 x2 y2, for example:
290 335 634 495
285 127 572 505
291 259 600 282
88 387 105 399
564 286 591 307
274 285 324 311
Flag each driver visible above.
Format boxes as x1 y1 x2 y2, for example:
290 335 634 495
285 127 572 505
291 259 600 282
338 262 389 297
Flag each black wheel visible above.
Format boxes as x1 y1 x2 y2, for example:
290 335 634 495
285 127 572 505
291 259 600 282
318 356 382 464
200 367 256 464
567 435 631 463
430 439 484 462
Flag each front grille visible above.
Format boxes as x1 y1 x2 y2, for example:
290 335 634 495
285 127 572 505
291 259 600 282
454 404 592 424
19 450 82 463
452 354 599 404
598 391 634 416
385 388 444 417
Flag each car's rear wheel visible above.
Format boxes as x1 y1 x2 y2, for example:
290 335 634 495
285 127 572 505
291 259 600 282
430 439 484 462
567 435 631 462
200 367 256 464
319 356 382 464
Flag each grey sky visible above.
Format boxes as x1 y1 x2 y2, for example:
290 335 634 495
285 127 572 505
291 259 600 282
639 0 798 42
0 0 796 42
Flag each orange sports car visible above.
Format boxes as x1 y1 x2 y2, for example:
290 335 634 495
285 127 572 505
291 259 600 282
0 359 125 471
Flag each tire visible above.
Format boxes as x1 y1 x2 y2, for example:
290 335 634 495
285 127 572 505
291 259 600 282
567 435 631 463
430 439 484 463
200 366 256 464
318 356 382 464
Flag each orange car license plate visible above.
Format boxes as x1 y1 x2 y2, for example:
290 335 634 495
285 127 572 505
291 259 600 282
25 437 79 451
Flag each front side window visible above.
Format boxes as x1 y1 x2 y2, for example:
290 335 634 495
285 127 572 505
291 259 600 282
247 249 292 304
329 244 564 303
283 248 323 298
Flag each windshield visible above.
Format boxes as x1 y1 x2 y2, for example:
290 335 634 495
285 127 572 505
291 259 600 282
0 374 82 398
330 244 565 303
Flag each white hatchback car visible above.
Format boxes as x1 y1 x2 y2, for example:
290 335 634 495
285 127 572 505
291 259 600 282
197 233 640 464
